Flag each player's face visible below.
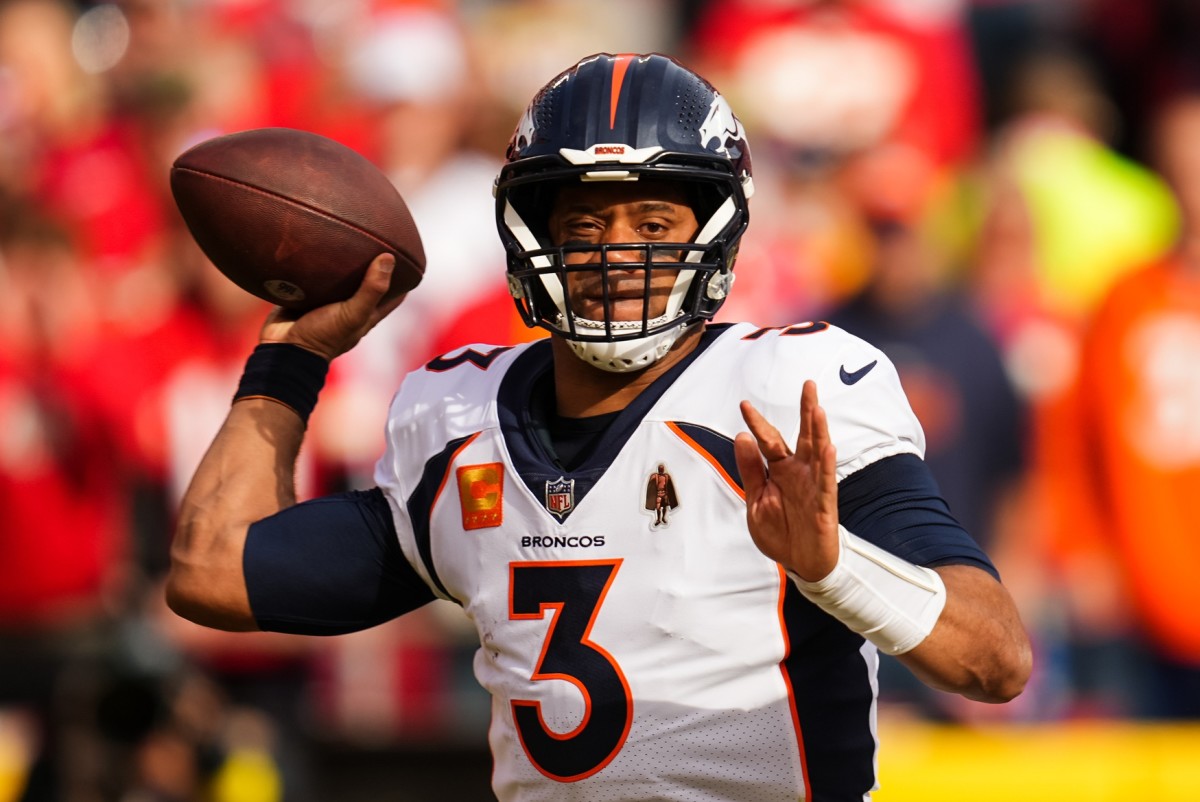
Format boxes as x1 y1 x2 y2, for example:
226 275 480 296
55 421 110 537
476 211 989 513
547 180 700 322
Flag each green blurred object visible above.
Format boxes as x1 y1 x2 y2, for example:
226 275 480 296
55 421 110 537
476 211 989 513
1010 125 1180 318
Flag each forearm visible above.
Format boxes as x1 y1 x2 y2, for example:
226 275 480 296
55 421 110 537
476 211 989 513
166 256 398 631
788 526 1031 703
166 398 307 631
896 565 1033 703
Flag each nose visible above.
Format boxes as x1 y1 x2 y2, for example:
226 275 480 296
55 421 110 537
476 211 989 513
603 246 649 269
597 223 649 268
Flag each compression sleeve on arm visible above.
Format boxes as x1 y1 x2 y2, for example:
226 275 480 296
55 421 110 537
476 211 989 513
788 453 999 655
837 453 999 580
244 488 436 635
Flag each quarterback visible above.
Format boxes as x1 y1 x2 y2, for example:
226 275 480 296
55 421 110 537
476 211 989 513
167 53 1031 801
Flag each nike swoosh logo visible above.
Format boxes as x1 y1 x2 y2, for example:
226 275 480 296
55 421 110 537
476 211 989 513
839 360 878 385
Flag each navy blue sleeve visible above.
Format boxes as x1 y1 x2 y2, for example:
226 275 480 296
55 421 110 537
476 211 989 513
244 488 437 635
837 453 1000 580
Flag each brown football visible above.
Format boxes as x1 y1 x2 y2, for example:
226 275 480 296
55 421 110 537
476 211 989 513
170 127 424 311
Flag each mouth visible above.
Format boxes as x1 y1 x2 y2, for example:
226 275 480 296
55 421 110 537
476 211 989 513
572 280 657 318
564 261 683 322
574 273 650 298
586 287 647 304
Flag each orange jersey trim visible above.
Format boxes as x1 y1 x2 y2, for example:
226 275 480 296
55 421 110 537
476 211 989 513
665 421 745 500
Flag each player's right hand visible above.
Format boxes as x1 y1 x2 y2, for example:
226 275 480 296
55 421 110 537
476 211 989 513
734 380 841 583
259 253 405 361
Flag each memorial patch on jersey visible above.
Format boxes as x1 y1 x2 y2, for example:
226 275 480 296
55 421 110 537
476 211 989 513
545 476 575 518
457 462 504 530
643 463 680 529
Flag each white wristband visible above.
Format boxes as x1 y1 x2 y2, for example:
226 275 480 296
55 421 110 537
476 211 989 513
788 525 947 655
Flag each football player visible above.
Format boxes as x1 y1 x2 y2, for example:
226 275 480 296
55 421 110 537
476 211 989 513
167 53 1031 801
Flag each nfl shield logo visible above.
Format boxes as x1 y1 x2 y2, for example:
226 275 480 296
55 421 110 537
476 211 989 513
545 476 574 518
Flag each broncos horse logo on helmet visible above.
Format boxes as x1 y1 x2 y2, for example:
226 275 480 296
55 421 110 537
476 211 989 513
494 53 754 373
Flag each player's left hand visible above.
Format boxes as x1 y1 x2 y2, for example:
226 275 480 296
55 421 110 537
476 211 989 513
734 380 840 582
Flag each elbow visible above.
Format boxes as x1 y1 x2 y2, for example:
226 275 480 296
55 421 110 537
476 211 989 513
165 523 257 632
968 632 1035 704
913 626 1035 704
163 565 210 625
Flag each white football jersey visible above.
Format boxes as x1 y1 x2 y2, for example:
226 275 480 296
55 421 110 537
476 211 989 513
374 321 924 802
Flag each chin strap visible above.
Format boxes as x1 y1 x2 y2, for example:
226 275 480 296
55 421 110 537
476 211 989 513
565 314 687 372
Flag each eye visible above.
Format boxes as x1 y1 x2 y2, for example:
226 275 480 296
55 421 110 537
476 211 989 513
639 220 678 238
558 217 603 242
568 217 602 232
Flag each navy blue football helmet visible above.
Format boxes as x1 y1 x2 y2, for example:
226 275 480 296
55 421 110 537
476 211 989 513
494 53 754 372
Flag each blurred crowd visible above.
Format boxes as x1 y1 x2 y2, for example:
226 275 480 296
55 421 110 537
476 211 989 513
2 0 1200 799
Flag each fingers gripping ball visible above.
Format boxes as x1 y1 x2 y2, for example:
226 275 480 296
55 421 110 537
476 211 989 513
170 128 425 311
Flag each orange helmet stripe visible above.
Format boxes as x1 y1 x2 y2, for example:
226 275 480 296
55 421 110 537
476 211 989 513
609 54 634 129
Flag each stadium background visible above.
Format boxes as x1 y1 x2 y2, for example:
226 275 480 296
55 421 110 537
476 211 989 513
1 0 1199 799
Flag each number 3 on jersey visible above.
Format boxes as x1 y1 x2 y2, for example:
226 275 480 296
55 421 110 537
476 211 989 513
509 560 632 782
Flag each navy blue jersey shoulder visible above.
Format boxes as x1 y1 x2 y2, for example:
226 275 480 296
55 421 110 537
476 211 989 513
839 453 999 580
245 488 435 635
